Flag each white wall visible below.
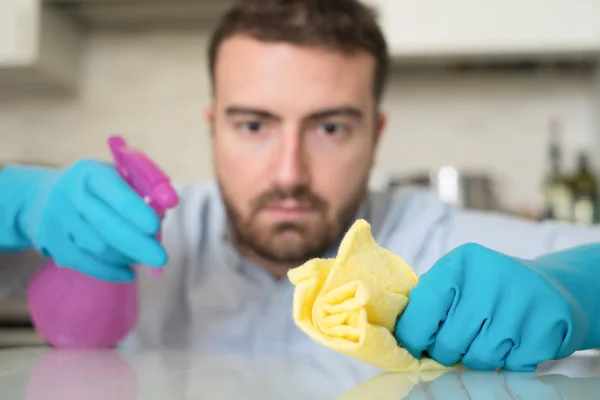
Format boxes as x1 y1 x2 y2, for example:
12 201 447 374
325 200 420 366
0 30 214 180
379 70 599 211
0 29 598 213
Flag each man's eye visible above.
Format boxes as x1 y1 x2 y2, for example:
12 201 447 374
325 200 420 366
318 123 346 136
239 121 263 133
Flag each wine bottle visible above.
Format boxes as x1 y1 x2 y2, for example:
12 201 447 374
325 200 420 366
542 120 572 221
571 152 599 225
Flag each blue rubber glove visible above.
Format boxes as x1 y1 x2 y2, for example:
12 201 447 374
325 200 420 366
395 242 600 372
0 160 167 282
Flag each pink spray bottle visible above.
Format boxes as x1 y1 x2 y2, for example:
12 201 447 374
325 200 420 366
27 136 179 348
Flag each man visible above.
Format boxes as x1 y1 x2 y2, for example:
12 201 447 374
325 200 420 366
1 0 599 374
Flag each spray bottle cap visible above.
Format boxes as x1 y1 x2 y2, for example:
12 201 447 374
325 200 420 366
108 135 179 276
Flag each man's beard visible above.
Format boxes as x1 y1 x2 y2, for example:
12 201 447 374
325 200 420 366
221 184 366 267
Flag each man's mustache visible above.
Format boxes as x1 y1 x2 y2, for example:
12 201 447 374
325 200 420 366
251 186 328 213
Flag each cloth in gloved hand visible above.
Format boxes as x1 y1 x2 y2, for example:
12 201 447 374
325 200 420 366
0 161 166 282
287 219 448 372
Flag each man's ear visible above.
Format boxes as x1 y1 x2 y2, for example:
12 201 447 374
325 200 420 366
205 105 216 137
375 111 386 145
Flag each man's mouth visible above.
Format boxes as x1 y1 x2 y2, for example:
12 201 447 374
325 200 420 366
262 201 316 218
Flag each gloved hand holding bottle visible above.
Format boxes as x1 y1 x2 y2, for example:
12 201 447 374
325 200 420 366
395 242 600 371
0 160 167 282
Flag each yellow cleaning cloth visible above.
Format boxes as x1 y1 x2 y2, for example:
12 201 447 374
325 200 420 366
287 219 447 372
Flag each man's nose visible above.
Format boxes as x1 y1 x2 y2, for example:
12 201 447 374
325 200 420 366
272 132 310 189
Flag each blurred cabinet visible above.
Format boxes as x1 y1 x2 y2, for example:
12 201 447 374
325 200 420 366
0 0 84 91
365 0 600 61
0 0 36 66
0 249 46 348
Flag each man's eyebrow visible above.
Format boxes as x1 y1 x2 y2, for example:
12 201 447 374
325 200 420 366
224 106 364 121
304 107 364 121
225 106 281 120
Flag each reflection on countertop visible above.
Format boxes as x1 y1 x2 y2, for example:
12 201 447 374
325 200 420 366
0 347 600 399
0 346 378 400
343 350 600 399
341 369 600 400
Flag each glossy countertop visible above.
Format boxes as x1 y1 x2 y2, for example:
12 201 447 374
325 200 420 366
1 347 600 399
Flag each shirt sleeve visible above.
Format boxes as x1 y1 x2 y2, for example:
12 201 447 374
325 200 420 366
377 190 600 276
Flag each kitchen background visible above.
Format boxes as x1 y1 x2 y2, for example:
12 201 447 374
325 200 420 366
1 0 600 345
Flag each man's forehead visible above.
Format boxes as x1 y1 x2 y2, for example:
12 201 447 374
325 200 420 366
213 35 377 109
216 35 375 73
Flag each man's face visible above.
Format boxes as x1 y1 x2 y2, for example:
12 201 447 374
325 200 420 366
207 35 385 267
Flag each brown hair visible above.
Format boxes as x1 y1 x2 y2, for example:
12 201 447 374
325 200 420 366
208 0 390 104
